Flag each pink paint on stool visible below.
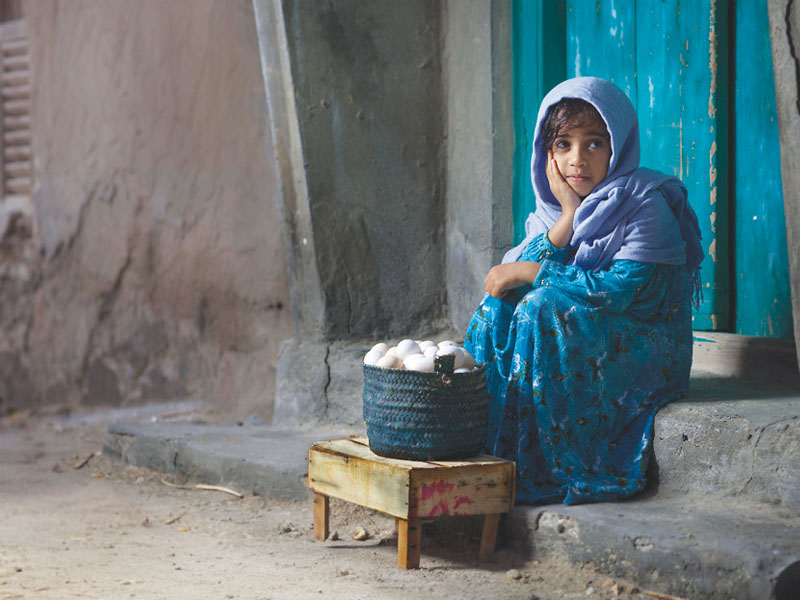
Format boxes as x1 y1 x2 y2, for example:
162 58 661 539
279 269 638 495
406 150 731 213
453 495 474 512
427 499 450 517
420 480 455 501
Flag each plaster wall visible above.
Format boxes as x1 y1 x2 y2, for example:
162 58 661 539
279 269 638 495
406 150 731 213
443 0 513 333
272 0 447 341
2 0 292 418
768 0 800 372
253 0 449 425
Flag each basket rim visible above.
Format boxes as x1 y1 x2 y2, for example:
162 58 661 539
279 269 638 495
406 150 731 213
363 362 485 375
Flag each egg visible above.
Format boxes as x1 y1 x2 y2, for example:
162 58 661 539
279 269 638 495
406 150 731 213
438 340 458 349
376 354 401 369
403 353 435 372
396 339 422 359
460 348 477 370
363 349 383 366
435 345 466 369
418 340 437 351
386 347 399 358
423 345 438 358
370 342 389 356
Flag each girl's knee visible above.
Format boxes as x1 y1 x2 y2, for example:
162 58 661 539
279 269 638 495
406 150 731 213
473 293 518 322
519 286 566 309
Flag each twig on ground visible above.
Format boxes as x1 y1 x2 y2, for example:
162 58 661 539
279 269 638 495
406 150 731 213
642 590 687 600
194 484 244 498
74 452 97 470
160 479 191 490
164 512 185 525
160 479 243 498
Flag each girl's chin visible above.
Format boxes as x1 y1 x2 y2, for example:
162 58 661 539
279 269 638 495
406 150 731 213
568 183 595 198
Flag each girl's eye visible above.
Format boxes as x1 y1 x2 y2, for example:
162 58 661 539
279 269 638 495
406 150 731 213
588 139 605 149
555 141 570 150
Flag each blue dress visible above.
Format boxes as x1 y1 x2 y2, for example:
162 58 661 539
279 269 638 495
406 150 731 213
464 232 693 505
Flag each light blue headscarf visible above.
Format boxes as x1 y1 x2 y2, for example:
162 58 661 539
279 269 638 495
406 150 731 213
503 77 703 301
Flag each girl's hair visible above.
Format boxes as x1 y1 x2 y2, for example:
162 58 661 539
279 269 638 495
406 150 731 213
541 98 607 150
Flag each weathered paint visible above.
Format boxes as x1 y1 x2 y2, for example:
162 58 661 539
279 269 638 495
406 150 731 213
564 0 730 329
511 0 566 243
512 0 734 331
634 0 729 330
734 0 793 338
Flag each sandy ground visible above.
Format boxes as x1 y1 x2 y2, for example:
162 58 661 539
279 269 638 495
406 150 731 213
0 407 650 600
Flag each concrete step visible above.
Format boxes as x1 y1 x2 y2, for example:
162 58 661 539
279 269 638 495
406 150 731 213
103 421 352 501
503 495 800 600
653 373 800 510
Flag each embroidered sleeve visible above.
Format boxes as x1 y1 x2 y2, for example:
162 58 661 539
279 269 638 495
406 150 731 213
519 232 573 264
533 259 657 313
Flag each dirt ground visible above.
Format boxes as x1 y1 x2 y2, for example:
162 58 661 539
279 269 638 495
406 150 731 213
0 406 650 600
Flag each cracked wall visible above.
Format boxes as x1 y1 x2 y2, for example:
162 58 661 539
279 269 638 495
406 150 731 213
0 0 292 419
278 0 448 340
769 0 800 372
255 0 452 426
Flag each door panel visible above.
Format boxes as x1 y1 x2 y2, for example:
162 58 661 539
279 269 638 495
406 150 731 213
734 0 792 338
512 0 789 337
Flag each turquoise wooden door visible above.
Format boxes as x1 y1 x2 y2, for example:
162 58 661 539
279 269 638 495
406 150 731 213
512 0 792 339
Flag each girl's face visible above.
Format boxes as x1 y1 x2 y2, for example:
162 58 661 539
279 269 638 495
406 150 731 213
550 119 612 199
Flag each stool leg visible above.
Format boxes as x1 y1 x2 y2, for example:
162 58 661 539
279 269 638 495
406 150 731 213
479 513 501 562
396 517 421 569
313 493 329 541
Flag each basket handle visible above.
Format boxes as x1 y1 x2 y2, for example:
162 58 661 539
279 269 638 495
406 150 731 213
434 354 455 385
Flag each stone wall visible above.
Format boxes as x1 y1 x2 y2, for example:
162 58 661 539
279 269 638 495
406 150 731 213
259 0 448 342
769 0 800 373
0 0 292 419
253 0 450 426
442 0 513 332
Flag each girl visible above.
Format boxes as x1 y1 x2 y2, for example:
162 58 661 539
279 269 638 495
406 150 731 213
464 77 703 505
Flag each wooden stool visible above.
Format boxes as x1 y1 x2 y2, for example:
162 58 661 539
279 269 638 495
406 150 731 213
307 436 515 569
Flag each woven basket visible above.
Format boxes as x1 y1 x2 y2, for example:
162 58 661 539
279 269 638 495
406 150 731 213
362 356 489 461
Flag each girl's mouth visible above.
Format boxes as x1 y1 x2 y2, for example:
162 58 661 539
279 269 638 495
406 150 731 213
568 175 590 183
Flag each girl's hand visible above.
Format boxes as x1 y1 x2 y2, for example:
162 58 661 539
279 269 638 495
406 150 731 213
546 150 582 213
484 262 541 298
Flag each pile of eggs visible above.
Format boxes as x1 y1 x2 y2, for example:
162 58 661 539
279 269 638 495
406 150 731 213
363 339 479 374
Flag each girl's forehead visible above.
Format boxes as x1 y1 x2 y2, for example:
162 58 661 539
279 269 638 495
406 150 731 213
556 120 610 137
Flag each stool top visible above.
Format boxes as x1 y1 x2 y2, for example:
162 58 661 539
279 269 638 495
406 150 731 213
308 437 516 519
311 436 512 470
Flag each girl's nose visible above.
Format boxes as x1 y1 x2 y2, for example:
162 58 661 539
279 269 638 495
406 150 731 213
569 147 586 166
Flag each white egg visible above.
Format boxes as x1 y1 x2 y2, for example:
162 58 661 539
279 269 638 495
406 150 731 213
376 354 401 369
363 349 383 366
402 351 422 363
423 345 438 358
396 339 422 359
437 340 458 349
403 353 435 372
416 356 436 372
452 348 466 369
370 342 389 356
435 345 466 369
460 348 476 370
418 340 437 350
401 353 421 370
386 347 399 358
